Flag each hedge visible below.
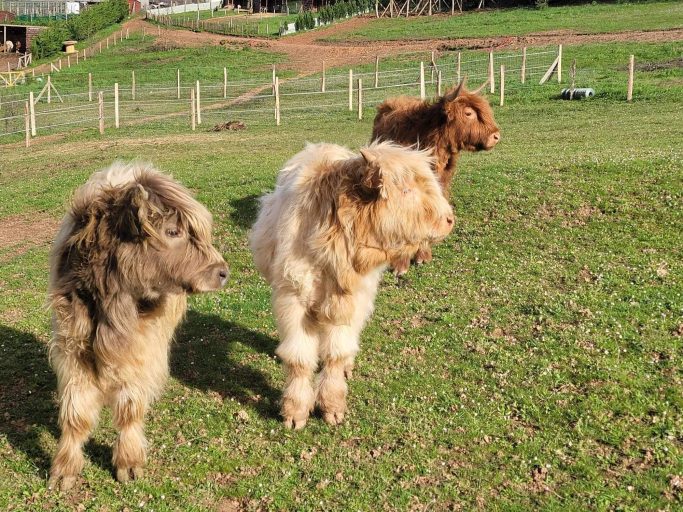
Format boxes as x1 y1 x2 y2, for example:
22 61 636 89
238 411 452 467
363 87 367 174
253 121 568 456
31 0 128 59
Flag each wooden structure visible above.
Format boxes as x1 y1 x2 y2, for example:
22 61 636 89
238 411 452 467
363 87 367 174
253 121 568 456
1 23 45 52
63 40 77 54
377 0 463 17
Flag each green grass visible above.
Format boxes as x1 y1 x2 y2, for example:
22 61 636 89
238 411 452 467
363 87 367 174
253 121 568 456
1 38 682 510
325 0 683 42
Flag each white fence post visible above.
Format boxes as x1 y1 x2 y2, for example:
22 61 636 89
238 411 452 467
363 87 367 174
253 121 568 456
419 62 425 100
114 83 120 128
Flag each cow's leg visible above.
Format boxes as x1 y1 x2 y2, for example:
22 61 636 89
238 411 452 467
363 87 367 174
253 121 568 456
49 372 102 491
317 321 361 426
111 387 149 482
414 242 433 265
274 292 319 430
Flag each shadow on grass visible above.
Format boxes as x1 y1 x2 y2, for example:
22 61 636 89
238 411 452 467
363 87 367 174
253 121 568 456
0 324 110 479
0 312 280 481
172 310 280 421
229 194 261 231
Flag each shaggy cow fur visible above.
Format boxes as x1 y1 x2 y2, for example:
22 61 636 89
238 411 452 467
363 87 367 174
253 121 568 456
47 162 229 490
249 141 454 429
371 81 500 271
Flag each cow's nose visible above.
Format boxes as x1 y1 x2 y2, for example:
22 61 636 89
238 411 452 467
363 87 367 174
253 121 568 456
446 216 454 226
487 132 501 148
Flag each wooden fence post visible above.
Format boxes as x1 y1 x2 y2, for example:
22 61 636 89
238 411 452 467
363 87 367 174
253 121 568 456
272 64 276 95
557 44 562 83
521 46 527 84
98 91 104 135
88 72 93 102
321 60 326 93
223 67 227 99
627 54 634 102
419 61 425 100
489 52 495 93
47 75 51 104
195 81 201 125
275 76 280 126
457 52 461 84
114 83 119 128
499 65 505 106
357 78 363 120
374 55 379 88
190 89 196 131
348 69 353 111
437 69 442 96
67 55 70 68
29 91 36 136
24 101 30 147
131 71 136 100
177 69 181 99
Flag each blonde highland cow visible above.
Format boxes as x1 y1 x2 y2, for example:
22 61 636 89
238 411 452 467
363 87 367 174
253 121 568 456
48 162 229 490
249 142 454 429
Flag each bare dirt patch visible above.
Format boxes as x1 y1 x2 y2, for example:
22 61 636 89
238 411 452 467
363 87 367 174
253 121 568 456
0 213 60 263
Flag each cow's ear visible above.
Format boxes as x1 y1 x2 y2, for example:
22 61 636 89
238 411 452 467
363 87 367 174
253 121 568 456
113 184 159 242
359 148 386 199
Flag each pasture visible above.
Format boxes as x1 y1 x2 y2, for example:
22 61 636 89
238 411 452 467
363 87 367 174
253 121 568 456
1 6 682 511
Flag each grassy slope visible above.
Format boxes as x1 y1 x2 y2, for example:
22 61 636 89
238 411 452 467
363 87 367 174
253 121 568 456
0 37 682 512
325 1 683 41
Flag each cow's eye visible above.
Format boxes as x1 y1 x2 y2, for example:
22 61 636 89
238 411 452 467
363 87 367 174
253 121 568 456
165 228 181 238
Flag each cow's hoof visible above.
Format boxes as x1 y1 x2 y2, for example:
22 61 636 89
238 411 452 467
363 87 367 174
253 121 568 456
48 475 77 492
283 416 308 430
323 410 346 426
116 466 144 483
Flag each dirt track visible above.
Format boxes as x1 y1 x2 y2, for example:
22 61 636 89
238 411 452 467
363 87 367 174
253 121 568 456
124 17 683 73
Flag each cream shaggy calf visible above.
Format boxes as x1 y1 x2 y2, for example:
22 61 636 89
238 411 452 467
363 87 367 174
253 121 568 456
48 162 229 490
249 141 454 429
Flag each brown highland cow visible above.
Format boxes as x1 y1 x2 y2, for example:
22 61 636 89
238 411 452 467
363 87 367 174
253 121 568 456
371 80 500 272
48 162 229 490
249 142 454 429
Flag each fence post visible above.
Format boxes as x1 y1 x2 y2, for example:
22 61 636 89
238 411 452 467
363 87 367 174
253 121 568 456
131 71 136 100
98 91 104 135
275 76 280 126
627 54 634 102
357 78 363 120
177 69 181 99
29 91 36 136
419 62 425 100
195 80 201 125
557 44 562 83
437 70 442 97
272 64 276 95
457 52 461 84
521 46 527 84
190 89 196 131
47 75 51 104
489 52 495 93
67 55 70 68
431 50 435 84
348 69 353 112
88 72 93 102
375 55 379 88
223 67 228 99
321 60 326 93
24 101 30 147
114 83 119 128
499 65 505 106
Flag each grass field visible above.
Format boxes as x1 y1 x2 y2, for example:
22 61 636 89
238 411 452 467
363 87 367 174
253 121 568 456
1 10 682 512
325 0 683 42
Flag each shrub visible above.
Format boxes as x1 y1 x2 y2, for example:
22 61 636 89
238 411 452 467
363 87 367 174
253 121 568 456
31 0 128 59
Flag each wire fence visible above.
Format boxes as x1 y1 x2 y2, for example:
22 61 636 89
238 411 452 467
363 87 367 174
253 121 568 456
0 44 644 145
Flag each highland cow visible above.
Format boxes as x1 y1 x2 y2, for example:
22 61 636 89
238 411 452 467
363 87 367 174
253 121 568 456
48 162 229 490
371 80 500 271
249 142 454 429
